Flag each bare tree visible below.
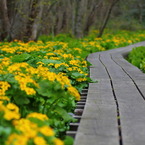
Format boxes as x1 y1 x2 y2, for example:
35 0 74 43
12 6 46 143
83 0 103 35
98 0 120 37
0 0 144 41
0 0 57 41
72 0 86 38
10 0 32 40
25 0 44 41
0 0 11 40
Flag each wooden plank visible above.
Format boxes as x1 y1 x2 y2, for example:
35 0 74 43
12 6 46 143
74 52 119 145
111 53 145 80
112 80 145 145
100 51 145 145
111 52 145 99
74 82 119 145
88 52 110 80
99 52 130 81
74 42 145 145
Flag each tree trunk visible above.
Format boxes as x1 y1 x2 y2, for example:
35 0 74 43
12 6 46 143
0 0 11 40
138 3 143 24
98 0 119 37
72 0 85 38
84 0 102 35
29 0 44 41
10 0 32 40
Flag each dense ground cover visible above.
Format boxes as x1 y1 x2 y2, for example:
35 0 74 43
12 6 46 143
128 46 145 72
39 30 145 53
0 30 145 145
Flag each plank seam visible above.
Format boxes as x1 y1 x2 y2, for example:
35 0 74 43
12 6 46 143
110 54 145 101
99 54 123 145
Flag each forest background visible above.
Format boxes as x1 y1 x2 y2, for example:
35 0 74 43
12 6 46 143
0 0 145 41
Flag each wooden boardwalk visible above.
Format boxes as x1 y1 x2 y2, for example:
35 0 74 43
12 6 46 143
74 42 145 145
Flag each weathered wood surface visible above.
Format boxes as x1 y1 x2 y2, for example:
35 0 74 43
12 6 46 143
74 41 145 145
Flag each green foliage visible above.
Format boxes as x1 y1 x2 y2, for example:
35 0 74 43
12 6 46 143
128 46 145 69
1 30 145 144
38 33 73 43
39 29 145 53
64 136 74 145
41 59 61 64
11 53 31 62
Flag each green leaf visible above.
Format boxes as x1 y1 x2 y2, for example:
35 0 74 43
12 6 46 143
14 95 30 105
0 127 11 135
41 59 61 64
3 74 16 84
37 80 51 97
27 58 40 67
28 118 48 127
53 45 62 50
11 53 31 62
64 136 74 145
54 107 74 122
37 79 63 98
87 61 92 66
39 50 47 54
71 72 85 79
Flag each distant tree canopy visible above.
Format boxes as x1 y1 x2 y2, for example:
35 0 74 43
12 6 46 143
0 0 145 41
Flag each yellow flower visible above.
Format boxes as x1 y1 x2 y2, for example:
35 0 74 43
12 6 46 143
69 60 80 66
27 112 49 121
67 86 80 100
48 63 54 66
24 87 36 95
6 133 28 145
0 96 10 101
8 62 29 73
44 56 48 59
46 52 56 56
0 57 11 69
61 54 74 59
82 61 87 67
128 40 132 44
0 102 20 121
50 57 60 60
74 48 82 53
37 62 45 65
0 81 11 96
76 78 87 82
46 72 57 82
34 136 47 145
67 67 73 71
54 63 69 69
1 46 17 53
15 119 38 138
55 73 72 88
6 103 19 113
15 75 38 95
4 109 20 121
54 138 64 145
0 101 3 105
39 126 55 136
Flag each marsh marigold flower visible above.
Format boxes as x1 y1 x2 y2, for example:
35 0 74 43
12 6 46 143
0 81 11 96
0 103 20 121
14 118 38 138
6 133 28 145
27 112 49 121
54 138 64 145
67 86 80 100
34 136 47 145
39 126 55 136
